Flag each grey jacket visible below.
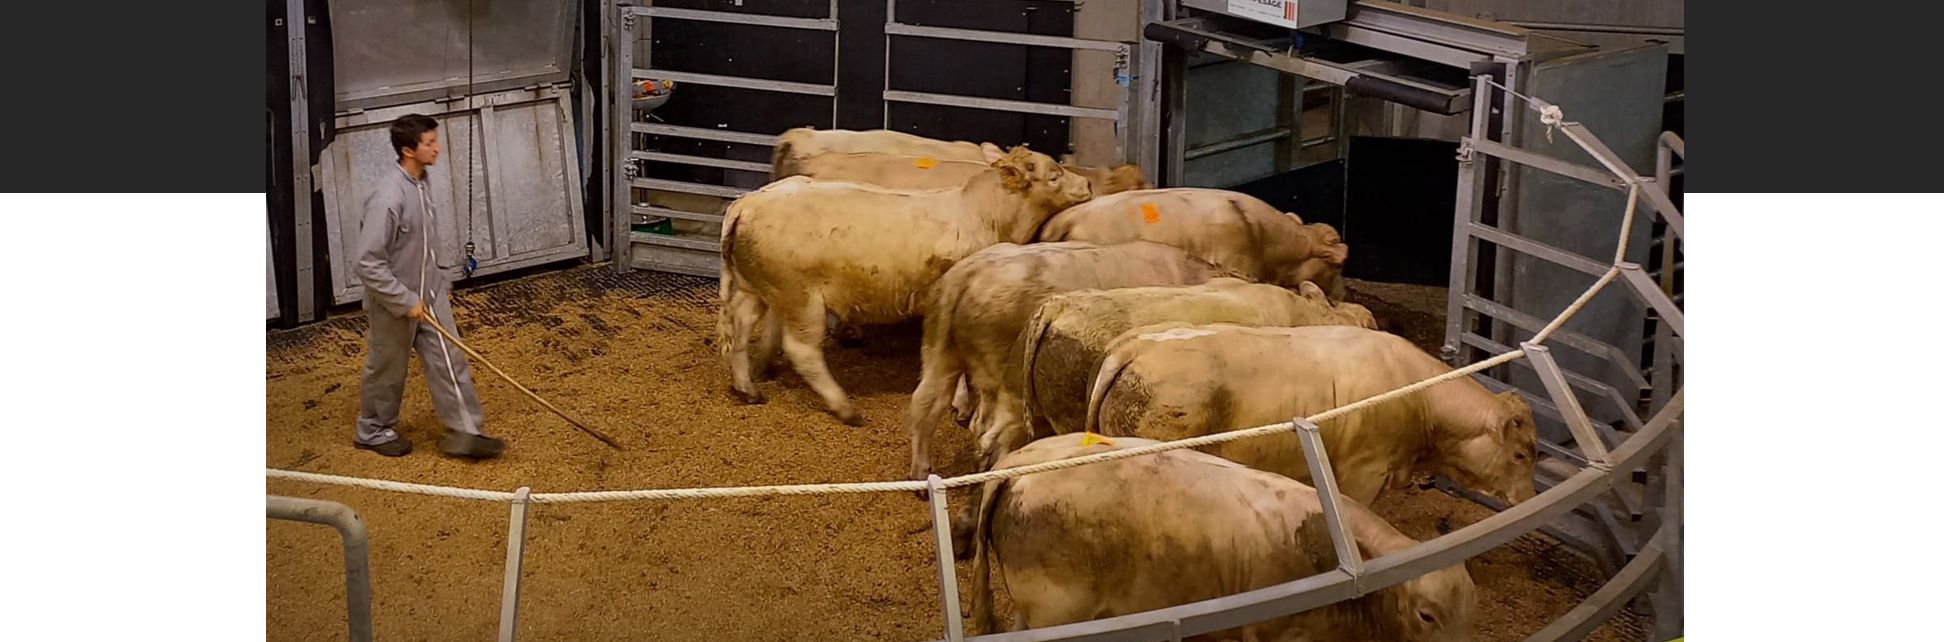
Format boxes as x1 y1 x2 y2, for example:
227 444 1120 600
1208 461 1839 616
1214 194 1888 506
355 163 450 317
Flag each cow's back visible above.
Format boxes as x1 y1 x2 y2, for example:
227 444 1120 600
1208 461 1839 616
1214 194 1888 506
725 181 986 322
1028 287 1285 435
989 435 1329 632
789 152 989 190
942 242 1230 388
1097 325 1442 500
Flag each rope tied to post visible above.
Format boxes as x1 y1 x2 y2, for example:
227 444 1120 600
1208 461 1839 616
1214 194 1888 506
1538 103 1564 143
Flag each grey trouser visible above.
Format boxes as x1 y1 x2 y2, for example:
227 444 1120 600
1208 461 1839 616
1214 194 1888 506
355 292 485 445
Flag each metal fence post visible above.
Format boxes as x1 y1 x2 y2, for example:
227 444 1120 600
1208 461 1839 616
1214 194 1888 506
1653 423 1684 640
1443 73 1494 365
268 496 373 642
1292 419 1366 594
498 487 533 642
610 5 636 273
927 475 966 642
1523 343 1614 468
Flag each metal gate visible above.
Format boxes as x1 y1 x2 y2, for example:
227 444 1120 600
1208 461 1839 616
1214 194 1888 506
609 0 1147 277
317 0 590 305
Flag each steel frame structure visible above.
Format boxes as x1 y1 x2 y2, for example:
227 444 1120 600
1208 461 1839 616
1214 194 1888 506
609 0 1147 278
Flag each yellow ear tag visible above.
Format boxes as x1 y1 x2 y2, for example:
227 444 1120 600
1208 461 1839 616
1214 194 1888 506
913 157 938 169
1140 203 1161 224
1080 432 1113 447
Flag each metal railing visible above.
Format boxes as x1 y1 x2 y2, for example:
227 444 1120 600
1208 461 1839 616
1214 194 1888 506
610 2 842 276
267 496 373 642
882 0 1138 162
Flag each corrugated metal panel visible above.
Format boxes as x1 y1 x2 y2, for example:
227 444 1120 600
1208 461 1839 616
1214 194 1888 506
319 89 588 305
329 0 576 110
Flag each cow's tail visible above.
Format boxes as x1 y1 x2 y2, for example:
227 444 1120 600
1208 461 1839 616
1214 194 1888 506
1017 299 1065 436
969 470 1011 633
770 127 813 181
1082 330 1144 436
715 199 751 361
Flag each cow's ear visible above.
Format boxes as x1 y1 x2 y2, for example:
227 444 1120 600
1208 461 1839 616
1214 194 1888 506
981 142 1005 163
1297 281 1329 303
993 161 1029 190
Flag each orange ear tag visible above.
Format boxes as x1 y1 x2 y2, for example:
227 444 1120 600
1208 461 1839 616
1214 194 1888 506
1080 432 1114 447
1140 203 1161 224
913 157 938 169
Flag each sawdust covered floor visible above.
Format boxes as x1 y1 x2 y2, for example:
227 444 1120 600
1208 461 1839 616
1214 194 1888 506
267 267 1645 641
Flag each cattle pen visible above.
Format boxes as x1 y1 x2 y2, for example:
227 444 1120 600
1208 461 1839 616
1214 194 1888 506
266 97 1681 642
268 2 1683 641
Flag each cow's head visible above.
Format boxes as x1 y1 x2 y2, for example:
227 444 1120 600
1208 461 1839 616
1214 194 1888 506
1270 221 1349 299
1058 154 1152 196
1296 282 1381 330
1433 390 1540 505
1389 560 1477 642
992 146 1093 210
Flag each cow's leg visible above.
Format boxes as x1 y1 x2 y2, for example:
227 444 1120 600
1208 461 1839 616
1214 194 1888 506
722 287 768 404
778 294 861 425
903 348 965 483
752 308 783 381
951 376 976 425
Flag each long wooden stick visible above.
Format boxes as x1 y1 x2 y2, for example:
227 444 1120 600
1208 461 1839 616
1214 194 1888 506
419 318 623 450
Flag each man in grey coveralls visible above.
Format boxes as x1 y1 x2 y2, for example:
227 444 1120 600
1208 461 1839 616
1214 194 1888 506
351 114 503 459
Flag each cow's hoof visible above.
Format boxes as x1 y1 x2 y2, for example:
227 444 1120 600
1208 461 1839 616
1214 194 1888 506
953 409 975 426
730 388 767 405
951 519 978 561
834 407 865 427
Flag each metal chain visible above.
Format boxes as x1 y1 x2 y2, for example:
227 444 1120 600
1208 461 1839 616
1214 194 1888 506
463 0 479 277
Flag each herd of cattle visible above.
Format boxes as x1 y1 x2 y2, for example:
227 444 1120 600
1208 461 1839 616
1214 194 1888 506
705 127 1541 640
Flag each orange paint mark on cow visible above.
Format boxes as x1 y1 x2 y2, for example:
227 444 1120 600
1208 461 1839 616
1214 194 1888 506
1080 432 1114 447
1140 203 1161 224
913 157 938 169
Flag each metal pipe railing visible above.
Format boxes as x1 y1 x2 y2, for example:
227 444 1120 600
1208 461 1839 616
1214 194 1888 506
268 496 373 642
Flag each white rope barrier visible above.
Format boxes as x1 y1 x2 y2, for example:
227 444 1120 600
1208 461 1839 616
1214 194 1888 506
266 469 520 502
265 90 1678 510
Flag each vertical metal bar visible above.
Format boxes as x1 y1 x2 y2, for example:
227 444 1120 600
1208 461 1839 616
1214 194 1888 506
829 0 842 128
1487 60 1525 377
1654 422 1684 639
1115 43 1133 164
1443 74 1494 364
1273 74 1300 172
497 487 533 642
1619 263 1683 336
267 496 373 642
597 0 612 262
1650 139 1678 414
1523 344 1613 467
479 103 513 261
1133 0 1165 178
1292 419 1365 591
611 6 635 273
927 475 966 642
286 0 316 323
555 90 595 261
882 0 895 129
1161 43 1187 187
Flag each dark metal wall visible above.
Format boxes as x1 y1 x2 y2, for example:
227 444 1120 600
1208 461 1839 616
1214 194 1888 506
637 0 1078 188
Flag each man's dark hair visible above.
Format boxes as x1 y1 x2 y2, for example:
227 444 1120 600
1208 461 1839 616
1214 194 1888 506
390 114 439 159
